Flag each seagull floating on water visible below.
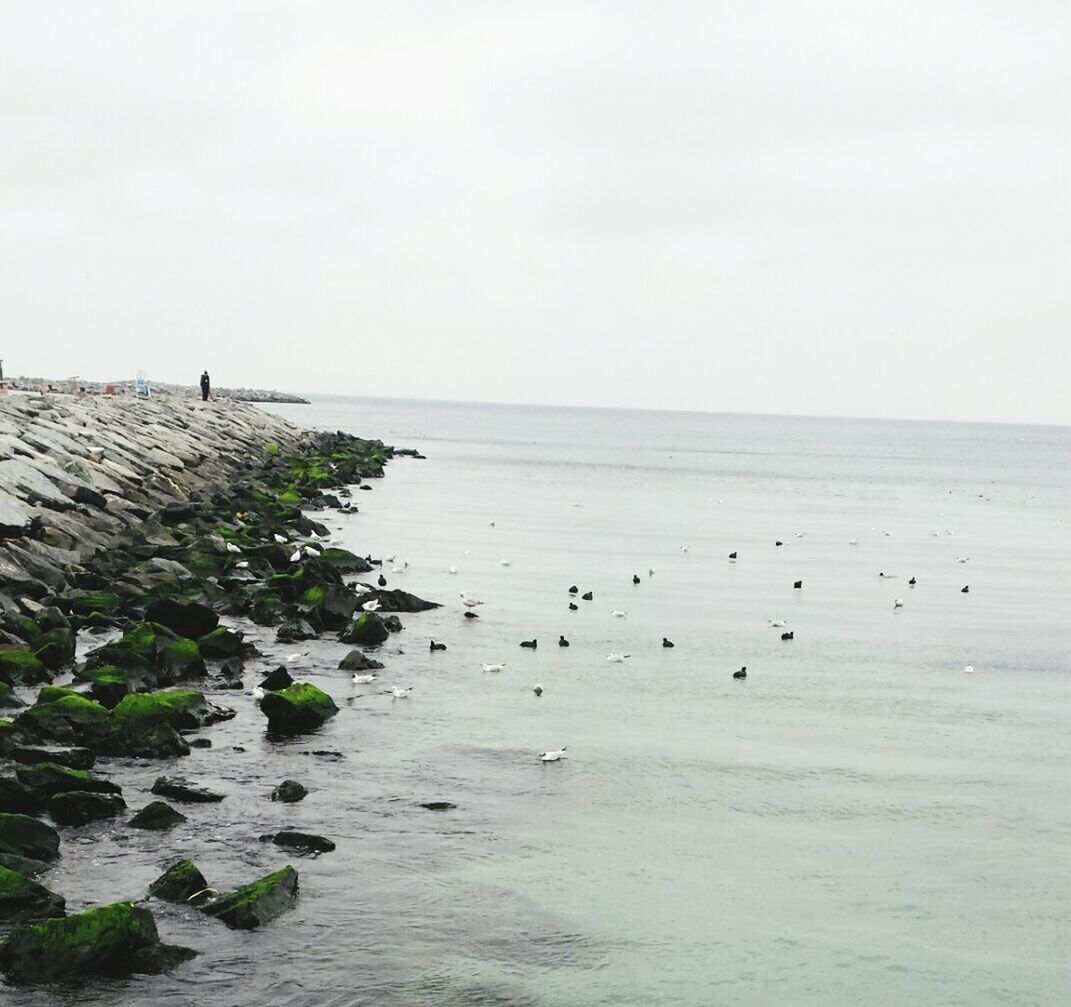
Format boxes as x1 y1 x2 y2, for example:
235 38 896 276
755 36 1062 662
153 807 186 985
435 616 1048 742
540 747 567 762
352 673 377 684
390 686 412 699
964 665 974 674
500 560 512 567
849 538 858 546
956 556 970 563
606 653 630 663
285 652 308 663
769 619 787 628
611 610 627 618
680 545 689 553
893 598 904 609
448 566 459 575
482 662 506 673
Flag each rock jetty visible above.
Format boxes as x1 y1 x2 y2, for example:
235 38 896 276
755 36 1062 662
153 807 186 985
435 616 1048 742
0 388 435 986
6 377 308 403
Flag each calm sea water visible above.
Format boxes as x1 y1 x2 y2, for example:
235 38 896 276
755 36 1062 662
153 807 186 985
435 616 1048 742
7 398 1070 1006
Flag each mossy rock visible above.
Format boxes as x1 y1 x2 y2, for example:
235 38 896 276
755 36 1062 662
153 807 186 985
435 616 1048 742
338 649 384 673
0 777 45 816
0 814 60 863
200 865 298 930
128 801 187 831
14 695 111 748
33 685 80 705
47 791 127 827
148 859 208 904
15 762 121 799
0 681 25 710
63 590 123 617
198 626 244 659
260 683 338 735
0 901 197 983
339 612 389 646
0 865 65 925
32 628 76 672
0 650 50 688
156 637 206 682
81 665 159 708
270 780 308 803
111 690 233 733
82 623 165 673
11 745 95 771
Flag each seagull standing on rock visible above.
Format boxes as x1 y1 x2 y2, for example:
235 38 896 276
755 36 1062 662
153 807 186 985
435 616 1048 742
289 548 302 563
361 599 381 612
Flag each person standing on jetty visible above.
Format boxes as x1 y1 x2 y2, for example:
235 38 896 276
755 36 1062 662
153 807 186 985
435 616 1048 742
200 370 211 401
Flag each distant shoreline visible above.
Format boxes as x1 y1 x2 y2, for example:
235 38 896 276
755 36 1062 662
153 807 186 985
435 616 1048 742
3 376 308 404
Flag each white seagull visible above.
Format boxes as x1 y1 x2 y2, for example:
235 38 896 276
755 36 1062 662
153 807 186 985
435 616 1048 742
273 533 288 544
235 560 249 569
964 664 974 674
606 653 631 663
481 662 506 673
769 619 787 628
460 594 484 609
611 610 627 618
289 548 302 563
500 559 512 567
540 747 567 762
252 686 265 701
956 556 970 563
893 598 904 610
361 599 381 612
304 546 321 557
849 537 859 545
385 554 395 562
352 583 371 596
390 686 412 699
448 566 459 575
285 652 308 663
680 545 689 553
226 542 242 554
352 673 377 684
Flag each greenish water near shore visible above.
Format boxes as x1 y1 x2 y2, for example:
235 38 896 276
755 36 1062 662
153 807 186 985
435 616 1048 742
8 398 1070 1005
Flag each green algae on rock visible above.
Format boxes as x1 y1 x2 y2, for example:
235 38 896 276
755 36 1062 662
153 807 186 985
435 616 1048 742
0 813 61 863
47 791 127 827
260 682 338 735
128 800 187 831
148 859 208 903
0 865 65 925
0 901 196 983
15 762 121 799
200 865 298 930
0 650 50 688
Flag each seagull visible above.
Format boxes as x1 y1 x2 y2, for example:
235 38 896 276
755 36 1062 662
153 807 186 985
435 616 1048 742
391 566 404 574
352 673 377 684
304 546 320 557
769 619 787 628
956 556 970 563
285 652 308 663
533 684 543 697
226 542 242 554
849 538 858 546
361 599 381 612
289 548 302 563
235 560 249 569
893 598 904 609
611 610 627 618
273 533 288 544
883 530 892 537
540 747 567 762
252 686 265 701
606 653 630 663
680 545 689 553
390 686 412 699
460 594 484 609
448 566 459 575
352 583 371 596
385 554 395 562
500 560 512 567
481 663 506 673
964 665 974 674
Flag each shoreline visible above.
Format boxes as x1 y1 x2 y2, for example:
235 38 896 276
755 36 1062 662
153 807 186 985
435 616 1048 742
0 391 431 984
3 377 309 404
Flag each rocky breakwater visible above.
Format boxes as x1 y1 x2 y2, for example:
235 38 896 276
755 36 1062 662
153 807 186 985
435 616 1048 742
0 391 437 986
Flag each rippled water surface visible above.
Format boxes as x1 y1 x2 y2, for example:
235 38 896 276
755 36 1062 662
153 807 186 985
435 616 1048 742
7 399 1070 1006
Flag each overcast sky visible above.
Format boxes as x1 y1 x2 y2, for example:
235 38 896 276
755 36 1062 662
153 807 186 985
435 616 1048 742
2 2 1068 424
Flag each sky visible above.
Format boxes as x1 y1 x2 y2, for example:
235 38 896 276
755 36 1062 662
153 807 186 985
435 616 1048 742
2 1 1068 424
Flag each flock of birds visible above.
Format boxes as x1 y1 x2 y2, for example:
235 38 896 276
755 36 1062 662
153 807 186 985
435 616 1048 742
262 521 982 763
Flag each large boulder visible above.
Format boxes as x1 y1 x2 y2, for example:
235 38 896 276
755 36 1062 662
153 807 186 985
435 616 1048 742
13 693 111 749
148 859 208 903
128 801 187 831
0 814 60 863
260 683 338 735
357 589 439 613
0 778 45 815
197 626 244 659
110 690 235 733
275 618 317 643
11 744 95 770
32 628 76 672
0 865 65 925
258 666 293 691
200 865 298 930
48 792 126 827
81 665 159 708
339 612 389 646
145 599 219 640
0 901 196 983
15 763 121 799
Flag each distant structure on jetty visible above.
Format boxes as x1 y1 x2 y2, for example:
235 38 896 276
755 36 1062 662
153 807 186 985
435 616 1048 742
3 376 308 404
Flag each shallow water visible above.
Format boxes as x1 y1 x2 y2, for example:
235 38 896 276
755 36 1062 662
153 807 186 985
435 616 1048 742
6 399 1070 1006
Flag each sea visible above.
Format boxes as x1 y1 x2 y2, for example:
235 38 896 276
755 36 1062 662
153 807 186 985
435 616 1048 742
8 397 1070 1006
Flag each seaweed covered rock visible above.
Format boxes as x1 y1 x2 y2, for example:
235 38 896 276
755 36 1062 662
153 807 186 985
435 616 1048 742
0 814 60 863
148 859 208 903
13 693 111 748
128 801 187 831
339 612 389 647
356 589 439 613
82 623 206 684
0 650 50 687
270 780 308 803
32 628 76 672
11 744 95 770
47 791 126 827
145 599 219 640
260 683 338 735
150 776 224 803
111 690 235 733
81 665 158 708
200 865 298 930
0 865 65 924
0 901 196 983
15 762 121 799
338 649 384 673
0 682 24 710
